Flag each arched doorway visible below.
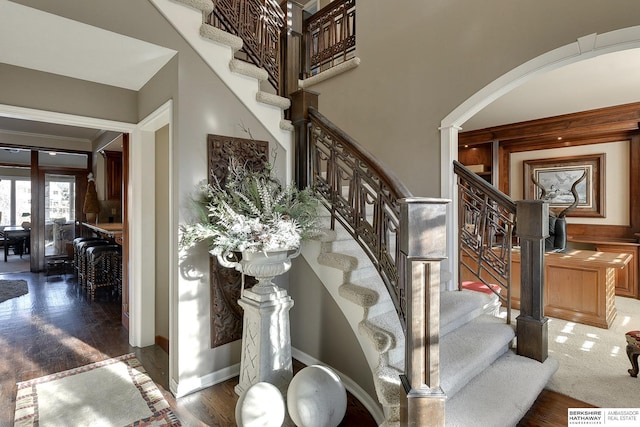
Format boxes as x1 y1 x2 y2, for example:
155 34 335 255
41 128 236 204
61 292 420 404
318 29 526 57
439 26 640 290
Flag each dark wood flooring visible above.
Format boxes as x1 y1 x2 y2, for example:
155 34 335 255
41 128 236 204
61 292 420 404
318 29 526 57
0 271 594 426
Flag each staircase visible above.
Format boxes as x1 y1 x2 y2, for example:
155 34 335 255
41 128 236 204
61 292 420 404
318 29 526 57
304 210 558 426
149 0 294 177
154 1 558 425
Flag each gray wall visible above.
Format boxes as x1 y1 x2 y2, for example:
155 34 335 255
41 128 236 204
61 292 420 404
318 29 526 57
0 63 137 123
288 257 378 401
308 0 640 197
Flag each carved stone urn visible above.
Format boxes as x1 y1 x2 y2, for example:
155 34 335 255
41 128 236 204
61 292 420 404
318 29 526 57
216 248 300 396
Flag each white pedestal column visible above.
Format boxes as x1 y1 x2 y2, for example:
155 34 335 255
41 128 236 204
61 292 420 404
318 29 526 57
235 286 294 396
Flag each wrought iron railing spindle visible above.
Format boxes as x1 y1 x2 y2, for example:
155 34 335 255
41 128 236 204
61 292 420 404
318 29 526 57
206 0 285 92
303 0 356 77
454 160 516 324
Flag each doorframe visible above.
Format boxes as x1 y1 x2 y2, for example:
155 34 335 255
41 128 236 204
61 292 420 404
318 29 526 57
439 26 640 290
0 102 175 365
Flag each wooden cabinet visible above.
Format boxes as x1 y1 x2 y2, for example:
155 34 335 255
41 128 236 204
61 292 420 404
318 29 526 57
104 151 123 201
568 238 639 299
511 249 629 328
593 242 638 298
462 249 631 328
457 140 497 184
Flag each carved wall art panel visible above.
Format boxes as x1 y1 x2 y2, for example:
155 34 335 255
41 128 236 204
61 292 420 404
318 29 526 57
208 134 268 348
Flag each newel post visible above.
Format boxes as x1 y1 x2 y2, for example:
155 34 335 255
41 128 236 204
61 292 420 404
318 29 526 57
290 89 318 189
279 1 305 99
515 200 549 362
399 198 449 427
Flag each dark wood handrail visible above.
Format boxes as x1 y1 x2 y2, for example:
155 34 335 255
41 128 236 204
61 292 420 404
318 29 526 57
308 106 414 328
453 160 516 213
309 107 411 198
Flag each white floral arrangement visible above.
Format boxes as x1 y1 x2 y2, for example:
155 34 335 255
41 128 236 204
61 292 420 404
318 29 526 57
180 159 320 256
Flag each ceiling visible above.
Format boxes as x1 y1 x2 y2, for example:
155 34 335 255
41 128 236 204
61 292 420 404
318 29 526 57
462 48 640 132
0 0 176 150
1 1 639 146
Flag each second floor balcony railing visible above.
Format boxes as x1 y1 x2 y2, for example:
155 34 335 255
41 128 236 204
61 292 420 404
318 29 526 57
303 0 356 78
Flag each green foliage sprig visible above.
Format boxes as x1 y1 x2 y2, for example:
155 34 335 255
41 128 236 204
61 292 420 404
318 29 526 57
180 159 320 256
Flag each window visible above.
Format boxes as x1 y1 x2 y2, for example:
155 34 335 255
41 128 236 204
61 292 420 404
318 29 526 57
44 174 77 257
0 177 31 226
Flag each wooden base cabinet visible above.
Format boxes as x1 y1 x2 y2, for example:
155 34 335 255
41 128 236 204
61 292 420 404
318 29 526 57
462 249 631 329
511 250 629 329
592 242 639 299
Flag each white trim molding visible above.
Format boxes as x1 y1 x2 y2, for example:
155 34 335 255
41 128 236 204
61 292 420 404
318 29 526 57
298 57 361 89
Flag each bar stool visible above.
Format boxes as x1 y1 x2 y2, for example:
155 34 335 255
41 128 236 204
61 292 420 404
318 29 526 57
76 239 110 289
86 244 121 301
72 237 104 278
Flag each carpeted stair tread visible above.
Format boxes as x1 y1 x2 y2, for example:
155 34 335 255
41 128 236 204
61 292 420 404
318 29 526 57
346 275 394 318
440 290 497 337
364 311 403 345
280 119 294 131
339 283 379 308
317 251 359 272
445 351 559 427
440 315 515 399
174 0 214 14
229 58 269 81
373 364 403 406
199 23 243 52
318 247 370 271
256 91 291 109
358 315 399 355
310 228 338 243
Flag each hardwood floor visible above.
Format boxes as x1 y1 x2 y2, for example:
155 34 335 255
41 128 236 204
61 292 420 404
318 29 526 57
0 271 594 426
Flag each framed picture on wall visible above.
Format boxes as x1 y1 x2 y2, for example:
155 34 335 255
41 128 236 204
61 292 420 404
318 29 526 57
523 153 605 218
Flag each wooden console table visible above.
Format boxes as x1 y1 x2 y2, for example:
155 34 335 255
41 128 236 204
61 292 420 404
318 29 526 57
510 249 631 329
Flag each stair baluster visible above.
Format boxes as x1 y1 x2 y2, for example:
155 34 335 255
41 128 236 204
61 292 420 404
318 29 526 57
454 160 549 362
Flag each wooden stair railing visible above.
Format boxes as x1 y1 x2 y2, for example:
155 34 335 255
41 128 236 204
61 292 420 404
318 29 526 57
202 0 357 97
302 0 356 78
454 160 516 324
280 0 357 98
454 160 550 363
292 91 449 425
206 0 285 93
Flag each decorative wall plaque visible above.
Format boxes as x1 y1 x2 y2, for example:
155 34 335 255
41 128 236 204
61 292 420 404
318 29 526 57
207 134 269 348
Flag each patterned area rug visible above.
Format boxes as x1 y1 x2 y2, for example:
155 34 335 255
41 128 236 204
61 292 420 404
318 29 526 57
0 279 28 303
14 353 182 426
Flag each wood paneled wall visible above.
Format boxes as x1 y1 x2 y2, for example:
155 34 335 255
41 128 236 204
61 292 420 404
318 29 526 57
459 102 640 242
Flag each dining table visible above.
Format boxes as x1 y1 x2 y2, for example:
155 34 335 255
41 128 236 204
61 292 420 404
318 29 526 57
3 226 31 262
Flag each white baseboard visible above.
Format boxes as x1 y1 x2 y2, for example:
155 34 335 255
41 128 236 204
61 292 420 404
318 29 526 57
171 363 240 398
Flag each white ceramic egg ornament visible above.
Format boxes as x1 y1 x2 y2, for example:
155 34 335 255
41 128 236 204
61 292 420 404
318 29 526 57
235 382 285 427
287 365 347 427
